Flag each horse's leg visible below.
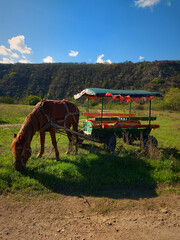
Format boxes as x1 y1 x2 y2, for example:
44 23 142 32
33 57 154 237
72 122 78 154
66 130 72 154
37 131 45 157
50 130 60 161
65 121 73 154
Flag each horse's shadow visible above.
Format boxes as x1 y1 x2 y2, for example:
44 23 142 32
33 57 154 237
22 149 158 200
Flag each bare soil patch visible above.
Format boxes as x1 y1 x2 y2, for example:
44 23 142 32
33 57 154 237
0 193 180 240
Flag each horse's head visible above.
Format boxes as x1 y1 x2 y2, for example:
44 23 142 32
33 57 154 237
12 133 32 171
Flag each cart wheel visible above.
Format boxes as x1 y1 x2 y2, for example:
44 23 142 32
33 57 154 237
140 135 148 151
146 136 158 155
122 132 134 145
140 135 158 155
104 135 116 152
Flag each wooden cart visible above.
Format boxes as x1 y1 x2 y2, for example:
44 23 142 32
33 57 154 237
74 88 162 153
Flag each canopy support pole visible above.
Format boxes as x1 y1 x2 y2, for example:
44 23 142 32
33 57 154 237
87 97 90 119
129 101 132 113
101 98 104 127
129 101 132 121
149 100 151 125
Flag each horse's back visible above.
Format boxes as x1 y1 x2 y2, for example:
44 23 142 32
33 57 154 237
38 99 79 121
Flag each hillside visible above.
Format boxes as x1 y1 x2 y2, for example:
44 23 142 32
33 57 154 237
0 61 179 100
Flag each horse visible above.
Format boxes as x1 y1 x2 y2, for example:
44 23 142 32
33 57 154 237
11 99 79 171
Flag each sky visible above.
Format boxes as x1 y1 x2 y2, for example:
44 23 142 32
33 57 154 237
0 0 179 64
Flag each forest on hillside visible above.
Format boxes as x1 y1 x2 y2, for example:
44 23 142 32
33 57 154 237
0 61 179 100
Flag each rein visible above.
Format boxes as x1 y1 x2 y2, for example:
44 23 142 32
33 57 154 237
36 99 51 122
37 100 79 131
58 101 79 127
30 135 61 170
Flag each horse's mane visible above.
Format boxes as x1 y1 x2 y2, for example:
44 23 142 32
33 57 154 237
11 109 40 150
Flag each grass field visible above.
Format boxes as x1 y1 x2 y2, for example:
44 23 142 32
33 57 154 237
0 103 179 198
0 103 33 124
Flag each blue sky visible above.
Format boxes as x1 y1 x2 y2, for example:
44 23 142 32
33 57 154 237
0 0 179 64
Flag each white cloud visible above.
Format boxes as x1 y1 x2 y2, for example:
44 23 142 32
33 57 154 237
0 45 19 58
96 54 112 64
139 56 145 61
18 59 31 63
0 35 32 64
167 1 171 7
134 0 161 8
69 50 78 57
0 57 15 64
43 56 54 63
8 35 32 54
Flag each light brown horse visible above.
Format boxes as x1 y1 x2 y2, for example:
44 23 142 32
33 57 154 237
12 99 79 171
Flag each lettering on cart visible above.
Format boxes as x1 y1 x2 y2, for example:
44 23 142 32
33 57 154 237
118 117 128 121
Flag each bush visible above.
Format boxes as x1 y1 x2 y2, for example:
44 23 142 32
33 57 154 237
0 96 14 104
22 95 41 105
163 88 180 111
90 99 100 107
135 104 144 110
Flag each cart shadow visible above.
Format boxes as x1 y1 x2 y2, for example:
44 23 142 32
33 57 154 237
22 150 158 200
160 147 180 160
79 142 103 152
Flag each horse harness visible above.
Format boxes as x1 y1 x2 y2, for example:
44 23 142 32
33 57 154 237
13 100 78 167
13 146 32 167
36 99 79 131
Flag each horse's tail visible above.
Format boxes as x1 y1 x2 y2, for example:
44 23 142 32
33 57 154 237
67 102 79 150
71 102 80 129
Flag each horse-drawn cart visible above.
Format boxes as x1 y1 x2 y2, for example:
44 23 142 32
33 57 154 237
12 88 162 171
73 88 162 153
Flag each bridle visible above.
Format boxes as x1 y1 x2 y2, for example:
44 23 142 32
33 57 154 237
13 146 32 167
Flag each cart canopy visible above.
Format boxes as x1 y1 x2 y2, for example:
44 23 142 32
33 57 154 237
74 88 162 100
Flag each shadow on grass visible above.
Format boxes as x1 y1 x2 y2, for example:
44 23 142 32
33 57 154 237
160 147 180 160
22 146 158 200
79 142 103 152
0 119 8 124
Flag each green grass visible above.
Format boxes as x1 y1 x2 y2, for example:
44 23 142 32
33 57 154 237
0 103 34 124
0 103 179 198
152 111 180 149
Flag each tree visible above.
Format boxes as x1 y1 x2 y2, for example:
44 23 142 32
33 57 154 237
0 96 14 104
22 95 41 105
163 88 180 111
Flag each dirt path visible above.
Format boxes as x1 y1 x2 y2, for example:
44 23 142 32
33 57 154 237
0 124 22 128
0 193 179 240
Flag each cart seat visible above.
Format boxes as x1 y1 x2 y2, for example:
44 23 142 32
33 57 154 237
83 112 136 117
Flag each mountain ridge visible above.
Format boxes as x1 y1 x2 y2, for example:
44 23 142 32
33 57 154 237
0 60 179 100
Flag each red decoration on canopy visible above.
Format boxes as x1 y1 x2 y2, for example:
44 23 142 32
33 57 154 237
118 94 124 102
112 95 119 100
124 95 131 103
144 96 155 101
85 92 155 103
85 96 101 101
132 97 141 103
106 92 125 101
105 92 112 97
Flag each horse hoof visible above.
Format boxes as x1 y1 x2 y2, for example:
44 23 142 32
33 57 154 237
66 151 70 155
